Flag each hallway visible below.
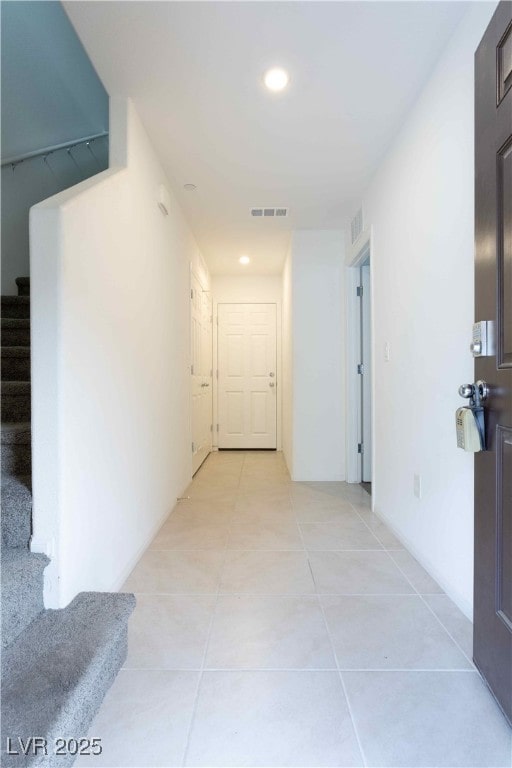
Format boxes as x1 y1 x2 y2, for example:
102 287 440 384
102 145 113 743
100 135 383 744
79 452 510 768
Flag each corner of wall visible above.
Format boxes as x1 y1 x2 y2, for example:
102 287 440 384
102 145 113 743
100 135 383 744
108 96 130 168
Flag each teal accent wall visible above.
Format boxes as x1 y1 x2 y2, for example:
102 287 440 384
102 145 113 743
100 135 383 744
1 1 109 294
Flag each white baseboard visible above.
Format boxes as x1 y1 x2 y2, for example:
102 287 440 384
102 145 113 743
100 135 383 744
109 500 179 594
372 505 473 622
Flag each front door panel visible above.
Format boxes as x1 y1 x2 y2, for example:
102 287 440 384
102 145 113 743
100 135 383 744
218 303 277 449
474 0 512 724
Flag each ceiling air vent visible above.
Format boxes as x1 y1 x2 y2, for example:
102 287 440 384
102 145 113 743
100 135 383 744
351 207 364 245
251 207 288 218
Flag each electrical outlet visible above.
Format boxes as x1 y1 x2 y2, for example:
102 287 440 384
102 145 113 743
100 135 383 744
414 474 422 499
384 341 391 362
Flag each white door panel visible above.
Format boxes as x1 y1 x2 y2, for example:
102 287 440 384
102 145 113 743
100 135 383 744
191 273 212 474
218 303 277 449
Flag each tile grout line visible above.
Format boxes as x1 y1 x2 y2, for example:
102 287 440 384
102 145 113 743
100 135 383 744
122 665 479 673
349 501 476 669
415 595 475 668
179 453 245 766
295 507 368 768
127 590 434 597
145 547 393 552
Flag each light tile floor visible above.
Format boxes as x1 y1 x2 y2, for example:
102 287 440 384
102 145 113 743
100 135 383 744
78 451 512 768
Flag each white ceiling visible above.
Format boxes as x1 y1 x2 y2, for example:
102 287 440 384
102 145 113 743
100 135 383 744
64 1 469 275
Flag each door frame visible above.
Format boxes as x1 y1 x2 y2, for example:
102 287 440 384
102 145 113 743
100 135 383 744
346 227 375 499
213 301 282 451
190 263 213 474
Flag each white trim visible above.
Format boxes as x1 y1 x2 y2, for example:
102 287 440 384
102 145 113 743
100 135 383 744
345 228 375 505
345 267 362 484
347 231 370 268
190 263 213 475
109 503 171 594
370 504 473 621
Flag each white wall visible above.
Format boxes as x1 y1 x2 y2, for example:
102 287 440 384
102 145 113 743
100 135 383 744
355 2 497 619
30 98 206 608
212 275 283 450
286 230 345 481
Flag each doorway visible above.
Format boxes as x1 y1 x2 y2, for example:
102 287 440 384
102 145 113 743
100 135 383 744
217 303 277 449
191 270 213 474
359 260 372 491
346 234 373 492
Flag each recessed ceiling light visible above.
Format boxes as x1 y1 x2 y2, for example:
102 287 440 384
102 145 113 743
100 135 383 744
239 255 250 265
183 183 196 192
263 67 289 93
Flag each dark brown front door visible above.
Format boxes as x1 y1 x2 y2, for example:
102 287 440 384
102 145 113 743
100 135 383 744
474 0 512 725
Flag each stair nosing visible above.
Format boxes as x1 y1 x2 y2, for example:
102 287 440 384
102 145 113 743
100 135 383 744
1 380 31 390
1 318 30 326
1 422 31 436
1 346 31 355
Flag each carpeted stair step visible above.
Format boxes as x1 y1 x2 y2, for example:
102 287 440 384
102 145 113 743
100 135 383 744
2 348 31 381
2 475 32 549
1 296 30 320
1 591 136 768
15 277 30 297
2 549 49 650
1 423 31 476
1 319 30 347
2 382 31 422
2 317 30 347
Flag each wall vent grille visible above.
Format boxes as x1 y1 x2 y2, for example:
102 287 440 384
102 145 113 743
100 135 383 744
251 207 288 218
351 207 364 244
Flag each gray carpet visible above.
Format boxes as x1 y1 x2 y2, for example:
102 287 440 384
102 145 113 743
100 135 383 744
1 474 32 548
2 592 136 767
2 277 136 766
1 422 32 475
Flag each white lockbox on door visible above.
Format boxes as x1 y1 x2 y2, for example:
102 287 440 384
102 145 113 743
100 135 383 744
455 407 482 452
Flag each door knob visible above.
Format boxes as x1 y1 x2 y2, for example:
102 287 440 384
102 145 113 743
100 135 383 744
269 372 275 377
269 382 275 387
458 381 489 402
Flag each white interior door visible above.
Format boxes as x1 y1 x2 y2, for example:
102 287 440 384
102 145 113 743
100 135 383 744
218 303 277 449
191 272 212 473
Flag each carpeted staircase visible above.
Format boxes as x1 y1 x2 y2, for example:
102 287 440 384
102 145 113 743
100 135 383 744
1 277 135 767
